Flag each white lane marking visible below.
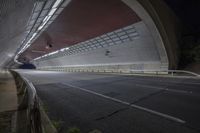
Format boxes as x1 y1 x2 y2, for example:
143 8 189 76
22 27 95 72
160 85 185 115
62 83 186 124
135 84 191 94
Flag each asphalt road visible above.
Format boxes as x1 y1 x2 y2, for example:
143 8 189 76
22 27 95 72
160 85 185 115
17 70 200 133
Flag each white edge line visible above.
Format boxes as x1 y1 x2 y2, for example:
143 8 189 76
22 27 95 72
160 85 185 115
62 83 186 124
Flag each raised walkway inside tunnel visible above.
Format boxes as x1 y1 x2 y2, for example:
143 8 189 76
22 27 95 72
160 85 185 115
17 69 200 133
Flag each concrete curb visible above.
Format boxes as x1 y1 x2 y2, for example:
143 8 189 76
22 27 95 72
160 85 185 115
33 69 200 79
93 72 200 79
11 111 17 133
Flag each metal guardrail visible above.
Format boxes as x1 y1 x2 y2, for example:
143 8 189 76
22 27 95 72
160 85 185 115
168 70 200 77
38 66 200 78
130 69 200 77
10 70 43 133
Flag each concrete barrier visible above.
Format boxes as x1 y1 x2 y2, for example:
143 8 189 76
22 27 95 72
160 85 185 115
10 70 57 133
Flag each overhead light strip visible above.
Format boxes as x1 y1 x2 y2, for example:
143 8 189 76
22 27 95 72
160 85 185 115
33 24 139 61
52 0 62 8
33 47 70 61
14 0 67 64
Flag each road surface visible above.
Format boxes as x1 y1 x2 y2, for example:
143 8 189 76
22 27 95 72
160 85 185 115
17 70 200 133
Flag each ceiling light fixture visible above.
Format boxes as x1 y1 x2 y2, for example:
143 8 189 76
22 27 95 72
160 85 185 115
15 0 71 64
48 8 57 16
52 0 63 8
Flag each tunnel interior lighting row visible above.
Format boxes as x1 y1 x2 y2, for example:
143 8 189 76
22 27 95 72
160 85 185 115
14 0 71 64
33 24 139 62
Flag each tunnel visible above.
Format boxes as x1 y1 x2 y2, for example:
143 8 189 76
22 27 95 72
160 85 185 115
0 0 200 133
12 0 180 72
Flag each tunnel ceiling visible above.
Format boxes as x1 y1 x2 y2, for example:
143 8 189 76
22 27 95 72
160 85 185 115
0 0 34 67
0 0 199 68
18 0 141 62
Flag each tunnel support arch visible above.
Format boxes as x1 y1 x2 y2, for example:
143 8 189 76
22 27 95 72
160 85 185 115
32 0 180 73
122 0 180 69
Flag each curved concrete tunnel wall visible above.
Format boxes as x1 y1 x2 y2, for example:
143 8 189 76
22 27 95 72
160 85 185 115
33 22 167 72
0 0 34 67
32 0 180 73
133 0 180 69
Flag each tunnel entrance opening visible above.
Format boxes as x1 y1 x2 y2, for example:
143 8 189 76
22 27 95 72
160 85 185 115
17 0 183 74
19 63 36 69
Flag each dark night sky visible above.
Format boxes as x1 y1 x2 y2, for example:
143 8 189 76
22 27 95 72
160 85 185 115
164 0 200 34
